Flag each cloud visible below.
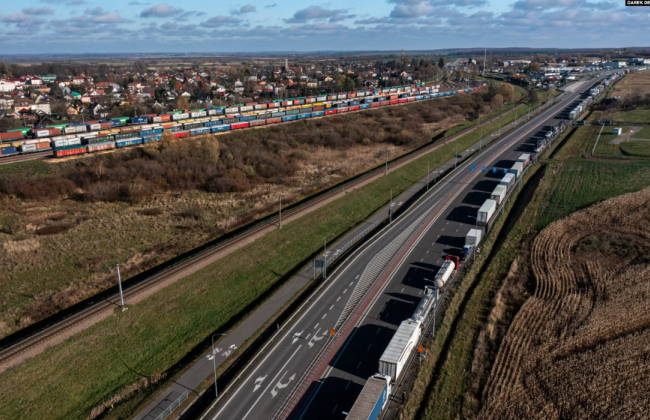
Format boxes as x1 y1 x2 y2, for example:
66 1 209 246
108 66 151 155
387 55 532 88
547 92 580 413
140 4 184 18
91 12 127 23
128 1 150 5
41 0 86 5
85 6 104 15
265 3 277 8
285 6 354 23
22 6 54 15
1 13 47 27
200 15 242 27
389 1 435 18
232 4 256 14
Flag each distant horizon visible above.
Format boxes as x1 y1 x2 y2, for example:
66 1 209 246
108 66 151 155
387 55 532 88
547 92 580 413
1 0 648 54
1 46 649 59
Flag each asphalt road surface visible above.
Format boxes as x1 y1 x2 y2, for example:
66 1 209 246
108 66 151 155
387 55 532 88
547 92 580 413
200 78 603 420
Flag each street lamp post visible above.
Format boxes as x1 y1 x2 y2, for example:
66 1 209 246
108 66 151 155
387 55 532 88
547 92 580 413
211 333 227 400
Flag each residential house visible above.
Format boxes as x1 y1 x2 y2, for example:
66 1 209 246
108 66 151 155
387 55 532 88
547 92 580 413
30 100 51 114
0 94 15 109
14 98 34 113
0 79 17 93
89 103 108 118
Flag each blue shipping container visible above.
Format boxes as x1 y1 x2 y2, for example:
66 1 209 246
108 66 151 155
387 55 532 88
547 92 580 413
211 125 231 132
312 110 325 117
297 113 312 119
116 138 143 148
131 116 149 124
360 104 370 109
204 120 222 127
282 115 297 122
271 112 286 118
191 128 210 135
1 146 18 156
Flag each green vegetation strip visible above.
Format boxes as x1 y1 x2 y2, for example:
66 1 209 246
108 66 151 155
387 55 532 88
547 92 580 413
0 99 526 420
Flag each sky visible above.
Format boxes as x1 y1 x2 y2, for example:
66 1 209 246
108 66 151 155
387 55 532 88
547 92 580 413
0 0 648 54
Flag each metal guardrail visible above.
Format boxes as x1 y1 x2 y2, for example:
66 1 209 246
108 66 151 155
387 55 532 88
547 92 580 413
153 391 188 420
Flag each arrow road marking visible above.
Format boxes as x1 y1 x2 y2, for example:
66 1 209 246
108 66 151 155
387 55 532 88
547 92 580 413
241 345 302 420
292 331 303 344
270 372 295 398
309 329 327 348
254 375 267 392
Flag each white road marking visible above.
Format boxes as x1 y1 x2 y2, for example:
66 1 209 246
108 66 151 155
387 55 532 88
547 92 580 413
270 372 295 398
426 250 429 254
356 362 362 369
385 312 389 318
349 282 354 286
240 345 302 420
420 258 423 262
367 344 372 350
322 313 327 319
376 328 381 334
345 381 351 390
305 334 311 341
343 289 348 294
313 323 319 329
419 290 423 295
253 376 267 392
292 331 303 345
355 275 359 280
336 296 341 302
331 404 338 414
442 228 445 231
329 305 334 310
401 288 404 293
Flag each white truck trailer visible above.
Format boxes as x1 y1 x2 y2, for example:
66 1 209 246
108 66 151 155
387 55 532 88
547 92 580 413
511 162 524 178
462 229 482 260
477 199 497 225
378 319 421 381
491 184 507 205
346 375 392 420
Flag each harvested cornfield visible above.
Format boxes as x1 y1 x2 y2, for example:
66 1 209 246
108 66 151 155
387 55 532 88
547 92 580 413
479 187 650 419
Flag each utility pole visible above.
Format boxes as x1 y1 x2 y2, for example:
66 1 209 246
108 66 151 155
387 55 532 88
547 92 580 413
483 48 487 76
427 162 430 191
478 112 482 149
389 188 393 222
116 264 125 311
211 333 226 400
278 197 282 228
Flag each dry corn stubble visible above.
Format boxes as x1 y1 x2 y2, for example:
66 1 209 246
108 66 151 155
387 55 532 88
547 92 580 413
479 187 650 420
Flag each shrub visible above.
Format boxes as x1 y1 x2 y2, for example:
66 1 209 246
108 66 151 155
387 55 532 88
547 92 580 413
35 224 73 236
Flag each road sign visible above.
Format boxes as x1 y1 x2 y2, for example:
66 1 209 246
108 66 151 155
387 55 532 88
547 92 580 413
503 168 508 174
471 165 475 171
314 259 325 268
492 167 497 173
482 166 486 172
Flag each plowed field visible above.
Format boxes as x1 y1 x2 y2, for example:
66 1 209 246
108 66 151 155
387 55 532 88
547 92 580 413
479 187 650 419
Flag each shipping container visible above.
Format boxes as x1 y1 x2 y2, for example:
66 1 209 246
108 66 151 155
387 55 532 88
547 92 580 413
491 185 507 206
378 319 421 381
282 115 297 122
116 137 143 148
0 145 18 156
87 141 116 153
53 145 86 158
297 113 312 119
0 132 24 141
311 111 325 117
613 127 622 135
347 375 392 420
131 116 149 125
477 199 497 225
267 117 282 124
211 125 231 132
231 122 249 130
19 143 37 153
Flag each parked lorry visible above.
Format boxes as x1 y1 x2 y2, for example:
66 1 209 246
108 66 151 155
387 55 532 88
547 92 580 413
462 229 482 260
518 153 531 166
378 319 421 381
477 199 497 225
511 162 524 178
491 184 507 205
434 256 457 289
500 173 515 190
346 375 392 420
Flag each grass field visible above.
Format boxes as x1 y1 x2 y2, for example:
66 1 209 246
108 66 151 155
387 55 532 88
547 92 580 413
406 102 650 419
0 102 527 420
552 123 650 159
609 107 650 123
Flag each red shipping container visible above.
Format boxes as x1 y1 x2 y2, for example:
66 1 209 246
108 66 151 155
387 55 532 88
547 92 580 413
36 141 51 150
250 120 266 127
407 97 416 102
338 108 349 113
390 100 399 105
267 117 282 124
348 92 356 98
54 147 86 158
370 103 381 108
100 122 112 129
399 99 408 103
293 100 300 105
0 132 24 141
246 102 258 106
48 128 62 136
349 105 360 111
324 109 337 115
160 114 172 122
380 101 390 106
231 122 250 130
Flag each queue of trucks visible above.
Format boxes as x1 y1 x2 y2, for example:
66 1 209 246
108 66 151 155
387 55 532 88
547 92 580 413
348 286 438 420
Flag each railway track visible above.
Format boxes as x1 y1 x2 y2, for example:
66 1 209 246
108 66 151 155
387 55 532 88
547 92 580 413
0 92 523 372
0 151 50 165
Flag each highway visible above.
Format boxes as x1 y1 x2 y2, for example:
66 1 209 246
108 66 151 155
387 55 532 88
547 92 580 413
198 78 600 420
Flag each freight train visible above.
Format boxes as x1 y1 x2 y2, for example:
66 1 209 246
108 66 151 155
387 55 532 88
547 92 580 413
0 84 484 159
